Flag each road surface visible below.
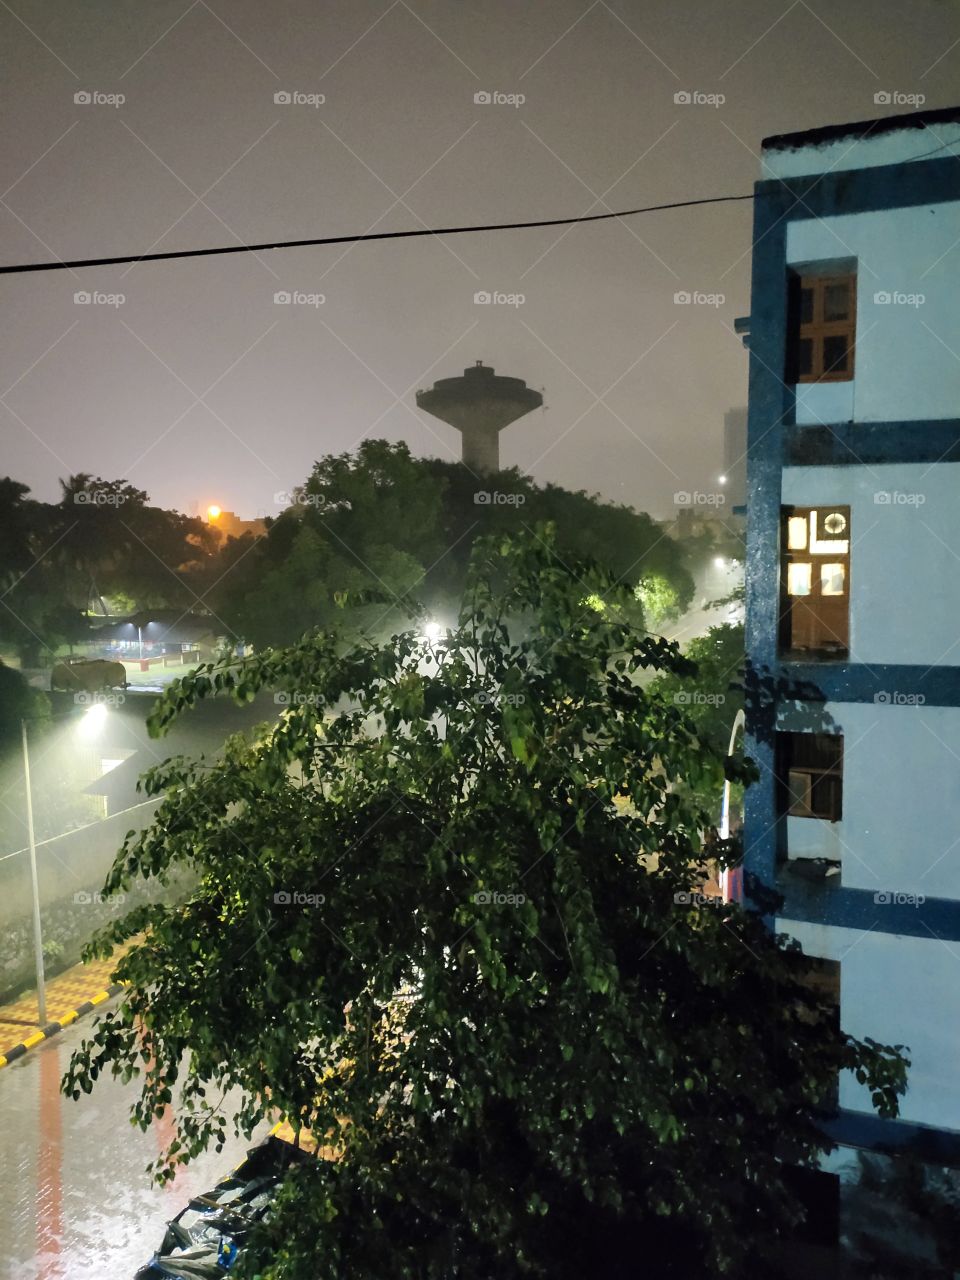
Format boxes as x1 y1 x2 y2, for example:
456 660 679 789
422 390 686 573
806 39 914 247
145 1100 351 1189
0 997 270 1280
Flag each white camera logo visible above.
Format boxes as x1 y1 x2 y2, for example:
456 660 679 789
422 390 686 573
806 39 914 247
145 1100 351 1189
74 90 124 108
74 290 125 308
473 90 524 107
674 289 724 307
874 91 924 107
473 289 524 308
674 90 724 108
274 289 324 307
274 90 325 107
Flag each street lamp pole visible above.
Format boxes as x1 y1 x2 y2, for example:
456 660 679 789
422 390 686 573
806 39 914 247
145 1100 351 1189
20 718 47 1026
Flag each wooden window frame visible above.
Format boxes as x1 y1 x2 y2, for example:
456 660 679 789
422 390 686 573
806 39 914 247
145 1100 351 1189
779 505 851 659
778 732 843 822
787 272 856 384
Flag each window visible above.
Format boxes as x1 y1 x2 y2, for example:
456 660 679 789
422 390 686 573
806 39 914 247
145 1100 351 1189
786 271 856 383
777 732 843 821
780 506 850 657
784 953 841 1118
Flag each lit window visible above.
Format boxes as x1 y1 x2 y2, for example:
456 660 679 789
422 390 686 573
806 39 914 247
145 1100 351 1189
780 506 850 657
787 516 808 550
809 510 848 555
787 562 812 596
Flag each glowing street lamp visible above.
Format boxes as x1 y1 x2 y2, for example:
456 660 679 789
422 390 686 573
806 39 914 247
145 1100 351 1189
77 701 108 739
21 702 110 1025
207 504 222 521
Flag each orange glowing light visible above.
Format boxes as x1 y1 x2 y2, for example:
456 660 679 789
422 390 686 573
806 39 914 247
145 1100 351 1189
207 505 221 520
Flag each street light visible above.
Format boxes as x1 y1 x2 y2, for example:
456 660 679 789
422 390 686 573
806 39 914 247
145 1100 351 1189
21 702 109 1026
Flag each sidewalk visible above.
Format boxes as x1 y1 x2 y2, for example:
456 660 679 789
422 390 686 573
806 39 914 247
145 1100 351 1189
0 943 132 1068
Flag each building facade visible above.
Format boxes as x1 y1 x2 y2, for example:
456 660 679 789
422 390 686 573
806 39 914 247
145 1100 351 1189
743 105 960 1270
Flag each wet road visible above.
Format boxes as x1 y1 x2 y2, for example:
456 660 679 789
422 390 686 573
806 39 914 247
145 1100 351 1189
0 997 270 1280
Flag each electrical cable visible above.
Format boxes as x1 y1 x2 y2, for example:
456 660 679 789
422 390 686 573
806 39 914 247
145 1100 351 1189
0 193 756 276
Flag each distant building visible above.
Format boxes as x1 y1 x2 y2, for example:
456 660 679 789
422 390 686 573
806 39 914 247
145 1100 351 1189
206 508 267 542
742 103 960 1265
722 408 747 510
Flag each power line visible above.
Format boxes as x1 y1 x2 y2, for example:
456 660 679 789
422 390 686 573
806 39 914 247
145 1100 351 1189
0 193 755 276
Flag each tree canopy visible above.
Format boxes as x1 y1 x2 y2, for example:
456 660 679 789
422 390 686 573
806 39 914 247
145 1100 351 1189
0 474 215 663
67 529 905 1279
212 441 694 648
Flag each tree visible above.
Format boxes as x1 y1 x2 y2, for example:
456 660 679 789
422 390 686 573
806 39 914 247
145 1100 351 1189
53 474 217 614
0 477 86 665
648 622 745 814
66 530 906 1279
0 660 48 751
214 442 694 647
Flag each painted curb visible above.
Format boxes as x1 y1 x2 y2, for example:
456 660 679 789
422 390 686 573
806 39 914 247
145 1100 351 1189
0 983 123 1069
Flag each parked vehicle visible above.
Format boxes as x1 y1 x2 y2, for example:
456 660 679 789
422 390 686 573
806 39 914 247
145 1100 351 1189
135 1134 309 1279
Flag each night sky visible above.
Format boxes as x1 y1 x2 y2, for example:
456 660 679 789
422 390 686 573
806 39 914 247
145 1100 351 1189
1 0 957 520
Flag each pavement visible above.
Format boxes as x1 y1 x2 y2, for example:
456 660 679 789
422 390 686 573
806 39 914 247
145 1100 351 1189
0 944 133 1069
0 996 271 1279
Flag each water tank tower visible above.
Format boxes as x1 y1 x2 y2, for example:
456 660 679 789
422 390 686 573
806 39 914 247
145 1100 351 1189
416 361 542 473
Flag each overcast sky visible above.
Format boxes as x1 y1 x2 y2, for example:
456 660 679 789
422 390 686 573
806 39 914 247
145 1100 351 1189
1 0 958 520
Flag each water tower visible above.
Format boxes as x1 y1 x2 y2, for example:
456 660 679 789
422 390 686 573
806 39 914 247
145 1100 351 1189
416 361 543 473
